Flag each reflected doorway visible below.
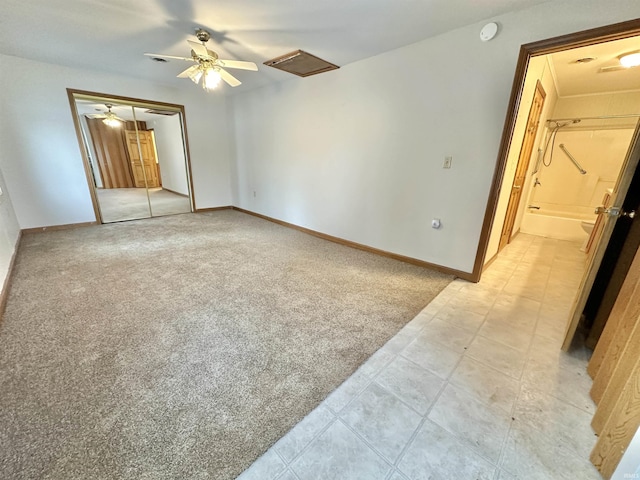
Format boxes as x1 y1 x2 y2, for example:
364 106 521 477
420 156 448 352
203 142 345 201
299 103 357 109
67 90 195 223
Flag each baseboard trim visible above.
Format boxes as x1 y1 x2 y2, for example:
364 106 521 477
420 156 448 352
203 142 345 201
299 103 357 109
483 252 498 272
0 231 22 322
195 206 233 213
162 187 189 198
232 207 474 282
21 221 98 234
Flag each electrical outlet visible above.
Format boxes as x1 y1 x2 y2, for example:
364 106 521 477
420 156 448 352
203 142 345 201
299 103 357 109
443 156 452 169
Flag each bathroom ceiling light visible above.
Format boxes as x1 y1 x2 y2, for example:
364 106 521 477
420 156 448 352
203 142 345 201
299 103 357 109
620 52 640 68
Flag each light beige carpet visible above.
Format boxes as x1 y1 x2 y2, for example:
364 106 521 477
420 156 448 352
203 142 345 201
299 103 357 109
0 210 452 479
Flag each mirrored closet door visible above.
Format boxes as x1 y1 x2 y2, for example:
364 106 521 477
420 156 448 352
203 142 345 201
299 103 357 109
68 91 194 223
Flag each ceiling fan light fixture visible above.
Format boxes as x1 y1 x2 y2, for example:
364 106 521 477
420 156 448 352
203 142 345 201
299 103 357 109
102 106 123 127
620 52 640 68
148 30 256 91
103 115 122 128
203 68 221 90
189 68 203 84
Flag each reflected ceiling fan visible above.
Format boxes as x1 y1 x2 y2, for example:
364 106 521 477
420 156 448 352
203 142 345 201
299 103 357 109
87 104 125 127
145 29 258 90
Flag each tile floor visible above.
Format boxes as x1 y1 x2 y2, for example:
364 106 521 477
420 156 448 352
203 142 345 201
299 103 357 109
238 234 600 480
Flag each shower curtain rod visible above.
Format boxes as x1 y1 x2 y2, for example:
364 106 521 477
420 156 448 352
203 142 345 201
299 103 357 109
546 113 640 123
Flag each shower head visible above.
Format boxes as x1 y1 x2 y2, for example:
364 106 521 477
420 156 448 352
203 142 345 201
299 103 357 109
550 119 581 129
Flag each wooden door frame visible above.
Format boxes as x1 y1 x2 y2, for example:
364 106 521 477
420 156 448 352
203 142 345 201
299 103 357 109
498 80 546 252
471 18 640 283
66 89 197 223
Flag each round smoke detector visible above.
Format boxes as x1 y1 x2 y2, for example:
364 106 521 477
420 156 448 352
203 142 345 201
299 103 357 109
480 22 499 42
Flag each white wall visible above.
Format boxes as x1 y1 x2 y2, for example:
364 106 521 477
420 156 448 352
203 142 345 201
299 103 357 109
0 57 31 293
230 0 640 274
0 168 21 293
529 128 634 216
613 426 640 479
486 56 559 262
0 54 233 229
149 114 189 196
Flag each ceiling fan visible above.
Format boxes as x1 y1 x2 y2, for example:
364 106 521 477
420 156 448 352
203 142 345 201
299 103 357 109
87 104 125 127
145 29 258 90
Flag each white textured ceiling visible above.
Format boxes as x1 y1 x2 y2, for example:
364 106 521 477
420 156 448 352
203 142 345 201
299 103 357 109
74 99 176 122
549 36 640 96
1 0 553 94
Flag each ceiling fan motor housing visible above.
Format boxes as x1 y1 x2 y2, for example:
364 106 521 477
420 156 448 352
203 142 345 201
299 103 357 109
195 28 211 43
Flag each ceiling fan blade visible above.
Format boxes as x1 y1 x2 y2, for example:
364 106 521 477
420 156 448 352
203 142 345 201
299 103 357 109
218 68 242 87
187 40 210 58
177 65 201 78
216 59 258 71
87 114 107 119
144 53 194 62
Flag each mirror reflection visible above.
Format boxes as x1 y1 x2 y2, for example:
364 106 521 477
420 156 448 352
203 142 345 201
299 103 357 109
73 96 192 223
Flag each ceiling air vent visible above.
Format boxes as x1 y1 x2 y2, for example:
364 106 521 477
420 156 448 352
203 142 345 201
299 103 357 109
145 109 178 116
263 50 339 77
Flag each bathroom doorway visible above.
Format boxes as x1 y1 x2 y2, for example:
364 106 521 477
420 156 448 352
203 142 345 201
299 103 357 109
476 20 640 351
67 90 195 223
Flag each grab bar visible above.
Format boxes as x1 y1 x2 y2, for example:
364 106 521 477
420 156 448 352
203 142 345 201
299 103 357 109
559 144 587 175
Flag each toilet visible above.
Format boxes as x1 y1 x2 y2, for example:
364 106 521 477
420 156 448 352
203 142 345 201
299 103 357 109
580 220 596 252
581 220 595 235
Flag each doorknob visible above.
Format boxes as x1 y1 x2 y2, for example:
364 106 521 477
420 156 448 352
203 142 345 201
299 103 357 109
595 206 636 219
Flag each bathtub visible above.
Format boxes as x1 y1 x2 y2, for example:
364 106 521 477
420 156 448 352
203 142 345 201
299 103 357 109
520 208 597 242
